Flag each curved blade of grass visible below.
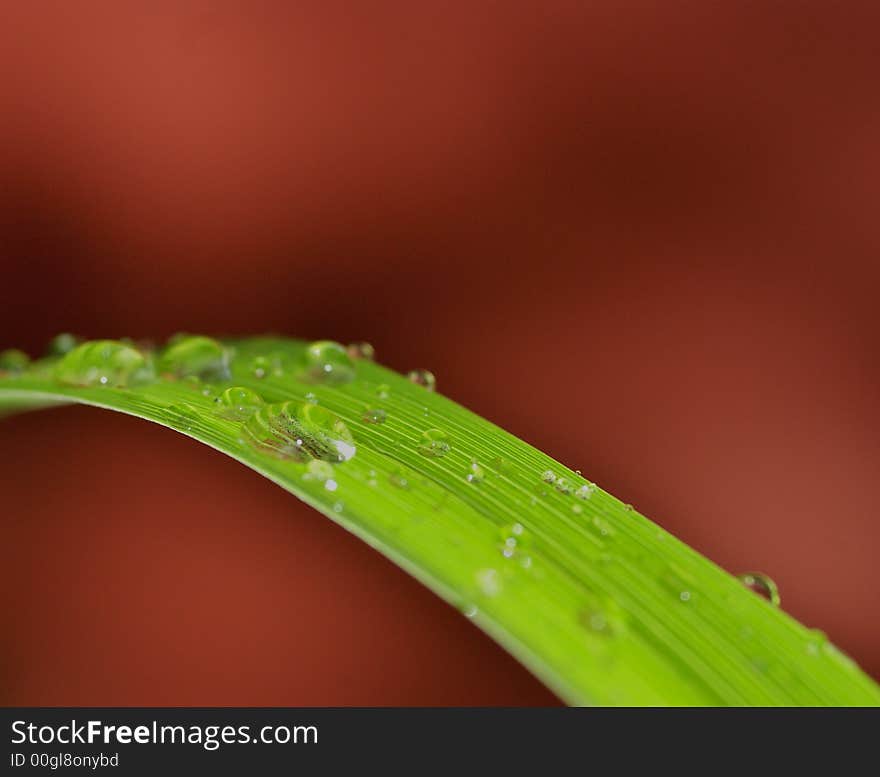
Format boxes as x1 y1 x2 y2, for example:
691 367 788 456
1 336 877 706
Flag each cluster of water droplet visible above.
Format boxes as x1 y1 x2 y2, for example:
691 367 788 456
499 521 533 568
539 468 599 515
3 331 818 685
0 334 453 510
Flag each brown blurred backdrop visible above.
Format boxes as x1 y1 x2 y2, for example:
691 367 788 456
1 2 878 705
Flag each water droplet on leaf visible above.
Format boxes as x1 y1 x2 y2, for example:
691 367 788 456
244 401 356 463
658 563 696 604
346 342 375 360
215 386 264 420
737 572 781 606
47 333 81 357
418 428 450 458
575 484 595 500
159 335 230 381
302 340 356 384
362 408 387 424
55 340 153 387
0 348 30 373
407 369 436 391
499 522 528 559
554 477 571 495
251 354 287 379
466 460 485 483
805 629 828 657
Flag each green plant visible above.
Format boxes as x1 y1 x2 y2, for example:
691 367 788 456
1 335 878 706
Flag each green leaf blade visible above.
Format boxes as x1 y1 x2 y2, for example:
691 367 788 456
1 335 877 706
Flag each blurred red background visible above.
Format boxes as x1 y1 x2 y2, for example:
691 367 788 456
1 2 878 705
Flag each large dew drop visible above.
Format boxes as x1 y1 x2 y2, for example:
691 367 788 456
159 335 230 381
244 401 356 463
55 340 154 388
302 340 356 384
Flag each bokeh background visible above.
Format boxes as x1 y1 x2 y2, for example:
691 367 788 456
1 2 878 705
